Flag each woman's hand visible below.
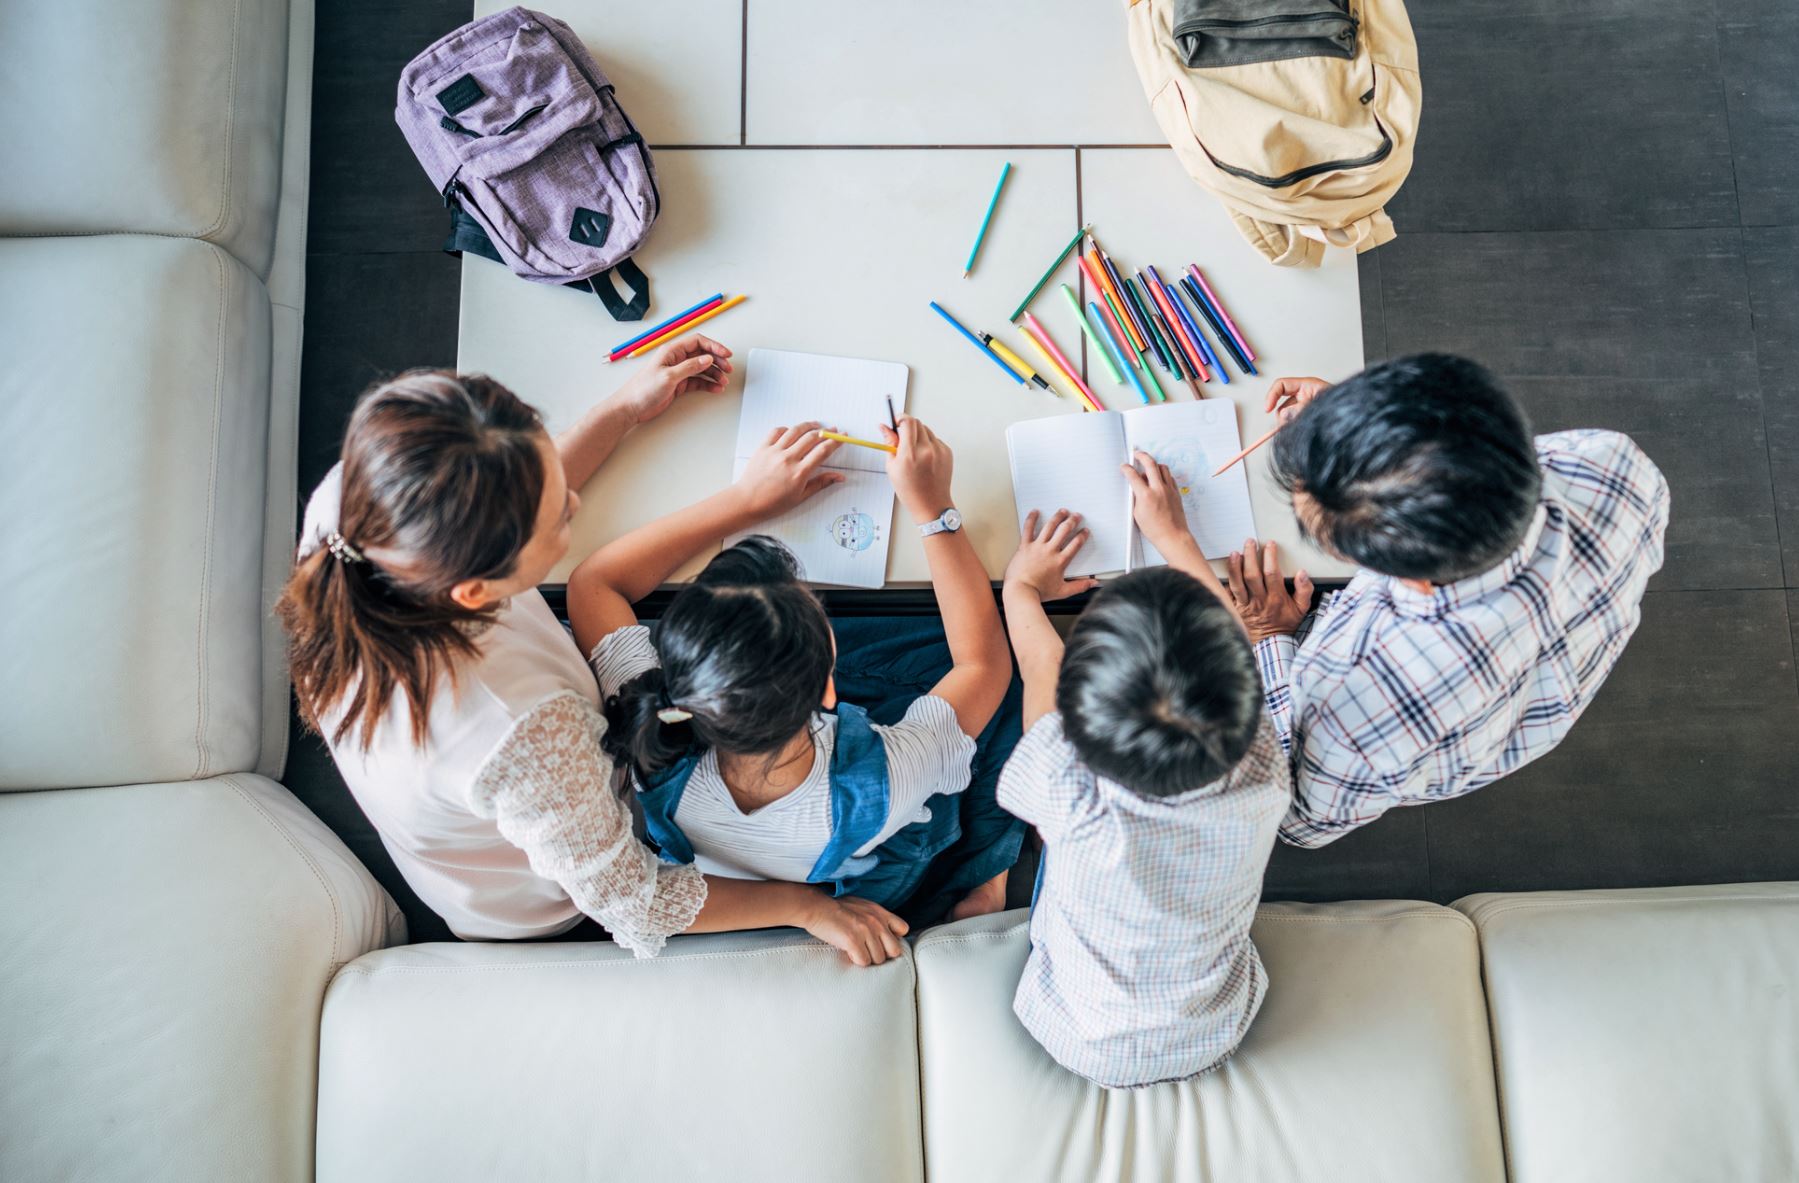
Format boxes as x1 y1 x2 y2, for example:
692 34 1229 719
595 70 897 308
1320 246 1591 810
1227 538 1315 641
1004 510 1098 602
1122 450 1191 552
734 421 844 518
800 892 909 967
613 335 733 424
1264 375 1331 425
880 416 955 523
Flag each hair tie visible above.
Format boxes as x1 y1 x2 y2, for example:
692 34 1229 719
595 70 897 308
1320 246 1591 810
325 532 366 564
655 690 693 725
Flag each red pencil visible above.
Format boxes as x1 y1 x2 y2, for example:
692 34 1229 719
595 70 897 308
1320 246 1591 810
606 295 724 361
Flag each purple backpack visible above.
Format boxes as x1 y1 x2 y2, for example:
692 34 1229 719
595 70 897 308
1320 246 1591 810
397 7 657 320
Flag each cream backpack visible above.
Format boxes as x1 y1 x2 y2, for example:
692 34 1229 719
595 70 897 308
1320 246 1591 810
1127 0 1422 268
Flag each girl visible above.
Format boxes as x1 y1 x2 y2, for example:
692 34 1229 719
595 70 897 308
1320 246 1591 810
279 341 910 965
570 416 1024 926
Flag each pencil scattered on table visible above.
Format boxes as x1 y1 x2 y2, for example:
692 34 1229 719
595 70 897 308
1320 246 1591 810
607 293 723 360
1062 283 1123 384
1189 264 1256 362
1212 423 1281 476
820 430 897 455
1092 300 1151 405
1181 275 1256 376
1010 223 1091 322
1021 311 1103 412
620 294 747 360
963 161 1012 279
982 333 1052 392
930 300 1023 385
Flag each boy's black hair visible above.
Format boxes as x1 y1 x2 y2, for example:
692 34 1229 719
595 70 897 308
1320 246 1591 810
1057 568 1262 797
1270 353 1542 583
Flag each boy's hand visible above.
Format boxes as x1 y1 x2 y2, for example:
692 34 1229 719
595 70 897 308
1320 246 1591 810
800 892 909 967
1122 450 1191 552
613 335 733 424
1264 375 1330 425
1227 538 1315 641
1004 510 1098 601
734 421 843 517
881 416 956 523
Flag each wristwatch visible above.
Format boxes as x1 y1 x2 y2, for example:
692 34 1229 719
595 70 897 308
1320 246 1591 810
917 507 963 538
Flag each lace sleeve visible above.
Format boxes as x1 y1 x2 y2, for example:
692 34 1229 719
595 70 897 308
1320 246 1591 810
468 691 707 957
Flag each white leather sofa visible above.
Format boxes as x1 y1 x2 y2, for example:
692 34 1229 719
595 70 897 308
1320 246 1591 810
5 3 1797 1182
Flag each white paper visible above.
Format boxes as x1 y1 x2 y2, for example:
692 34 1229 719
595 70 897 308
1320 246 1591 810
1120 400 1258 566
727 348 910 588
1004 412 1133 577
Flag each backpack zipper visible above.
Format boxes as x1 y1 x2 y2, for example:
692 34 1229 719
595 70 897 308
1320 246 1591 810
1202 67 1390 188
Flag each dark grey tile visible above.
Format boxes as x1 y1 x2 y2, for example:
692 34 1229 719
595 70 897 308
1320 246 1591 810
308 0 473 255
1263 807 1433 903
1388 0 1737 233
1425 589 1799 901
1358 248 1386 364
1508 377 1779 591
1719 0 1799 227
1744 227 1799 584
1381 229 1757 382
298 250 463 497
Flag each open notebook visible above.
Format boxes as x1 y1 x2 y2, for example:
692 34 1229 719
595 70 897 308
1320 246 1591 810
728 348 910 588
1006 400 1257 577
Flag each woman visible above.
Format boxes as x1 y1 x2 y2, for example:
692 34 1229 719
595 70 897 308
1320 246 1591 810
278 337 909 965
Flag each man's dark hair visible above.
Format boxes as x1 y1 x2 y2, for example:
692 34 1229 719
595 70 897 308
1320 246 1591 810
1057 568 1262 798
1270 353 1542 583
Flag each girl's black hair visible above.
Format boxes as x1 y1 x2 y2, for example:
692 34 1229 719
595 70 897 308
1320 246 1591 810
601 537 835 779
1057 567 1262 797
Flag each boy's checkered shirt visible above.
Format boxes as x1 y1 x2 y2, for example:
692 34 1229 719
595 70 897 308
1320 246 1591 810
1257 430 1670 848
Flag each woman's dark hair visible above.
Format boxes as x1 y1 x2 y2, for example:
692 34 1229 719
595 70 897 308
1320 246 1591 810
602 537 835 780
1270 353 1542 583
1057 568 1262 797
277 371 547 749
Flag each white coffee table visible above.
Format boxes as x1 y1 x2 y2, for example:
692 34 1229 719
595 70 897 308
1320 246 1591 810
457 4 1366 587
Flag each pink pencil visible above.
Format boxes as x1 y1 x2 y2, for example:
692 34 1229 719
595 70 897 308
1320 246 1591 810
1021 313 1102 412
1187 265 1255 362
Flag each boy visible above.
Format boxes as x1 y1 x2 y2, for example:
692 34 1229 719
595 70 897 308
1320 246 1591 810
997 454 1289 1088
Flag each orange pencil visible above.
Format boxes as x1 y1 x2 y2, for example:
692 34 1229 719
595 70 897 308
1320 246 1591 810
1077 254 1139 363
622 294 747 359
1087 249 1146 353
1212 423 1283 476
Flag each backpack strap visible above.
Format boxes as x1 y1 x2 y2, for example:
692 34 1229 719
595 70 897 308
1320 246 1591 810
583 258 652 322
443 204 504 265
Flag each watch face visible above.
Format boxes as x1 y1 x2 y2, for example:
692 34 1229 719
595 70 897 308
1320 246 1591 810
942 508 963 531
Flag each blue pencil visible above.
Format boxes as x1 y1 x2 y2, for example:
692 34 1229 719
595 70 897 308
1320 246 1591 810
931 301 1024 385
1092 301 1151 404
606 292 723 358
1150 268 1227 385
1181 277 1258 376
963 162 1012 278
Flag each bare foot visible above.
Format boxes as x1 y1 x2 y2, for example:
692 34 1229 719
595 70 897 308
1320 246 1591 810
949 871 1009 922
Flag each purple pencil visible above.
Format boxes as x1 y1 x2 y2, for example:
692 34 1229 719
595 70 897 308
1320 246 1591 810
1188 265 1255 362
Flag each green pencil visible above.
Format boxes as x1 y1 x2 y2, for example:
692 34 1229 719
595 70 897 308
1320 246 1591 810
1012 223 1093 322
1062 283 1124 384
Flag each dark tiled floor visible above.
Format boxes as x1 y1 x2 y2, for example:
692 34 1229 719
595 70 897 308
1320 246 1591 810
291 0 1799 938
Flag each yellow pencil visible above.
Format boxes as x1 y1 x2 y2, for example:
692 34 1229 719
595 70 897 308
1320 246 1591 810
622 294 748 359
819 430 897 455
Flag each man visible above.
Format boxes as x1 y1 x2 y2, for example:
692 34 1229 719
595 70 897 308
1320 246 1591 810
1227 353 1670 847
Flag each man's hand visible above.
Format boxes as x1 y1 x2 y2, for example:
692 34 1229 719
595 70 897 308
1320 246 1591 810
799 892 909 967
1004 509 1098 602
1227 538 1315 641
1122 450 1190 552
613 335 733 424
1265 375 1331 425
881 416 956 523
734 421 844 517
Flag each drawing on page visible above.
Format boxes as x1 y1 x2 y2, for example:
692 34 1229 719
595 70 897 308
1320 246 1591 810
1133 437 1209 518
828 510 883 554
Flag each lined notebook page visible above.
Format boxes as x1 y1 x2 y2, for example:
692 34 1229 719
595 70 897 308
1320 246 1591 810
1005 412 1132 577
1120 400 1258 565
728 349 910 588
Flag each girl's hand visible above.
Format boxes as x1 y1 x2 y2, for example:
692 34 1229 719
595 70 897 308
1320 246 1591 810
734 421 844 517
880 416 955 523
800 893 909 967
1004 510 1098 602
1122 450 1191 552
613 335 733 424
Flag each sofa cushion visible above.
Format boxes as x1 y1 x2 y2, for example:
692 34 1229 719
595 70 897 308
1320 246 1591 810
915 903 1506 1183
1456 884 1799 1183
0 775 400 1183
318 931 925 1183
0 0 291 275
0 235 271 790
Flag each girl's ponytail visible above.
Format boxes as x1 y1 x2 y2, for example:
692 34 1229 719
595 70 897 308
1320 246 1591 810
601 667 703 779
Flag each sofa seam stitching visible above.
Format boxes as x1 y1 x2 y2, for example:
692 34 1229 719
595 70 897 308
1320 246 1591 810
1462 893 1799 924
334 944 884 976
196 0 242 242
193 246 228 780
220 774 345 970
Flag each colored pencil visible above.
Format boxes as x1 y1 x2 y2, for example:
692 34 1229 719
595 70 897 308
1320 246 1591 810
963 161 1012 278
1188 265 1256 362
622 294 747 359
1129 276 1202 398
1020 322 1094 410
1212 423 1282 476
820 430 898 455
606 293 723 360
982 334 1051 391
1013 330 1067 398
1141 268 1210 383
1009 223 1091 322
931 301 1024 385
1164 276 1229 384
1099 286 1163 400
1022 312 1102 411
1061 283 1123 384
1098 248 1153 355
1092 301 1151 404
1087 250 1146 354
1081 256 1138 367
1122 276 1175 375
1181 276 1256 376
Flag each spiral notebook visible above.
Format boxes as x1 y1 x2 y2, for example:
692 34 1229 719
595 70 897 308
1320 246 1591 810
727 348 910 588
1005 400 1257 578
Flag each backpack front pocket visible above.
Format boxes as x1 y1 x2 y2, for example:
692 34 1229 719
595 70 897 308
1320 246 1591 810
1172 0 1359 67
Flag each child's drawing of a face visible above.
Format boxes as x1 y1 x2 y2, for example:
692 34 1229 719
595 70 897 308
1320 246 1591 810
829 510 880 553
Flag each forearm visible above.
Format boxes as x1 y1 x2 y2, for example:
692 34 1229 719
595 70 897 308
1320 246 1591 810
585 487 764 604
555 396 639 490
916 520 1009 673
685 876 821 934
1003 585 1064 730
